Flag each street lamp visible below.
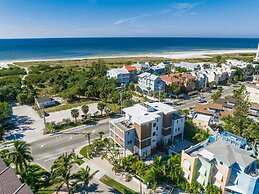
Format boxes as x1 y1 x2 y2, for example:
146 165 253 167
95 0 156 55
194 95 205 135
158 83 163 102
116 83 125 115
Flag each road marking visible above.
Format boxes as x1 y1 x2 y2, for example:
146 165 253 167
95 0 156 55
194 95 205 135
35 150 72 160
40 144 44 147
44 156 58 162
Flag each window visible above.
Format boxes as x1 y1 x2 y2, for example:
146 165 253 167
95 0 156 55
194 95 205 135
128 140 132 144
153 132 156 136
178 127 180 131
127 132 130 135
153 139 155 142
177 120 178 124
153 123 156 127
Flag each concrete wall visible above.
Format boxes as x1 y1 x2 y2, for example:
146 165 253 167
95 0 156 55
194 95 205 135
181 151 198 183
196 158 213 187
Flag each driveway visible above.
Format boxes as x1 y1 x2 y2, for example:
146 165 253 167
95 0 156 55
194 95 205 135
7 105 45 143
46 103 99 123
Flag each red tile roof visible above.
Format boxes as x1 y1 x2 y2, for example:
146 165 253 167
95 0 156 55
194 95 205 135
160 74 181 84
124 65 137 71
172 73 196 80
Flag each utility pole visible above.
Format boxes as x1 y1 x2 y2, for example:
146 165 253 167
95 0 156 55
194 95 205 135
42 107 46 132
158 83 163 102
120 91 123 114
119 83 125 115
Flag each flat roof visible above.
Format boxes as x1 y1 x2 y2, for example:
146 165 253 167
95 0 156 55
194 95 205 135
123 102 176 125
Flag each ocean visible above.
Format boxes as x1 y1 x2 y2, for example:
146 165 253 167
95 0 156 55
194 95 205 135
0 37 258 62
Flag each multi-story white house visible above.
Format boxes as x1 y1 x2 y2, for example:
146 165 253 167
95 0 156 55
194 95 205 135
132 62 150 73
109 102 185 157
254 44 259 62
202 69 220 84
191 71 208 89
174 62 202 71
107 67 130 84
138 72 166 93
226 59 249 69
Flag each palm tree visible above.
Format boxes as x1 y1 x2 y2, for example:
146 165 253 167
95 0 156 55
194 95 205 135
98 131 105 140
97 102 105 116
72 166 99 194
81 105 89 118
51 152 76 194
71 109 79 122
193 129 209 142
21 164 50 193
85 132 91 145
8 140 33 174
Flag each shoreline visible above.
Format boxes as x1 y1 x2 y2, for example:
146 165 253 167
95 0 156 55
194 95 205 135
0 49 256 68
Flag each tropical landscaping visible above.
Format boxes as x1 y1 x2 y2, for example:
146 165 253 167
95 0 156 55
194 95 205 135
0 140 98 194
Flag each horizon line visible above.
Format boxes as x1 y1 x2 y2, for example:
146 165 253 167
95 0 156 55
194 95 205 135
1 36 259 40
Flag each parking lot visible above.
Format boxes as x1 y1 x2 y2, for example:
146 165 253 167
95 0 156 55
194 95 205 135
6 104 45 143
45 103 99 123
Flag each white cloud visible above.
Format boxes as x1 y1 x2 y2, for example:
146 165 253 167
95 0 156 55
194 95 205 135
113 14 149 25
160 1 202 16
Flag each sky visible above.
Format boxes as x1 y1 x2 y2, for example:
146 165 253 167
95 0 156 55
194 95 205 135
0 0 259 38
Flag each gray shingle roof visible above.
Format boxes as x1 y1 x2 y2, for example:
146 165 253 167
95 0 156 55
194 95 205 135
0 158 33 194
205 139 255 167
35 96 53 103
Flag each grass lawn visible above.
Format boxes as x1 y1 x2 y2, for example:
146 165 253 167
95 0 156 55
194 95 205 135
38 184 59 194
80 145 90 158
44 100 98 113
100 175 138 194
45 122 84 134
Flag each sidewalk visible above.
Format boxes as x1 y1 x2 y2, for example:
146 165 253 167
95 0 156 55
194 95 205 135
75 145 150 194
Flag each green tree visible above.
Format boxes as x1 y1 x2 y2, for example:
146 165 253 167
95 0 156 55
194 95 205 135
211 86 223 102
167 83 181 95
0 149 12 166
71 109 79 122
72 166 99 194
81 105 89 118
233 75 239 83
168 155 185 186
51 152 77 194
143 156 167 190
97 102 106 116
8 140 33 174
193 129 209 142
223 85 250 136
215 55 222 64
98 131 105 140
21 164 50 193
85 132 91 145
205 184 222 194
209 81 216 88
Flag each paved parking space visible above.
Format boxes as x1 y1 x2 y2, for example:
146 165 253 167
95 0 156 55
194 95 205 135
45 103 99 123
7 105 45 142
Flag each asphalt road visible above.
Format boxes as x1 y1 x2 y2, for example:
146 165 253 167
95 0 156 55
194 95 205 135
175 86 236 110
31 122 109 170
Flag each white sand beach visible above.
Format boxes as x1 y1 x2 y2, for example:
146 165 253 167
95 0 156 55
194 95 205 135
0 49 256 68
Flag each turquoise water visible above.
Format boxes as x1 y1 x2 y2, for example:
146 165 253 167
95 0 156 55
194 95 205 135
0 37 258 61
